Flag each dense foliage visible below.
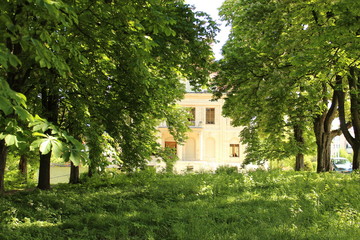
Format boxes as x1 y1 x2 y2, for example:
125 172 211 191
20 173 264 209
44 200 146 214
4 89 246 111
214 0 360 172
0 0 217 190
0 170 359 239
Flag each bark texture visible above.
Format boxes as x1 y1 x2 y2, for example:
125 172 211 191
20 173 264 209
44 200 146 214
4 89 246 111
38 152 51 190
294 124 305 171
19 155 27 180
69 161 80 184
37 86 59 190
0 140 8 193
313 85 341 172
336 70 360 170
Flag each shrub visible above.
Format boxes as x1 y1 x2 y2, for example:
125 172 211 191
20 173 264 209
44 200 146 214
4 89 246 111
215 165 238 174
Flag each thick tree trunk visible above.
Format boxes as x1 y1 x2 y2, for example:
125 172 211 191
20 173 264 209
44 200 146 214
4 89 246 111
313 84 339 172
37 152 51 190
314 132 331 172
69 161 80 184
314 121 339 172
0 140 8 193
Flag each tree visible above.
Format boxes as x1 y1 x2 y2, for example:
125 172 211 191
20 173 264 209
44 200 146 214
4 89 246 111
1 0 217 190
0 79 33 192
65 0 217 172
1 0 89 190
214 0 357 171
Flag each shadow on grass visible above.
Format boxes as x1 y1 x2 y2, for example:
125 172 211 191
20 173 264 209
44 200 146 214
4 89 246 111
1 171 360 239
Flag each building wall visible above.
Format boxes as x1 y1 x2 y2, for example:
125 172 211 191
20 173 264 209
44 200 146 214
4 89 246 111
153 92 245 172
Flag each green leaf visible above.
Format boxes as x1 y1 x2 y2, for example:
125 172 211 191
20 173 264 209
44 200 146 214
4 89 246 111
62 150 71 162
5 134 18 147
30 139 45 151
69 150 80 166
14 92 27 108
32 121 50 132
66 135 84 150
32 132 48 138
52 140 65 158
0 96 13 115
39 139 52 155
13 106 32 121
8 54 21 67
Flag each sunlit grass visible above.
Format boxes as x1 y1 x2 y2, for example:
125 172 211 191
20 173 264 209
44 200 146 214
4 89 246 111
1 170 360 239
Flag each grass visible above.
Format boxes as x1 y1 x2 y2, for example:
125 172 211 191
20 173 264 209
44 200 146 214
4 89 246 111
0 169 360 239
49 166 87 184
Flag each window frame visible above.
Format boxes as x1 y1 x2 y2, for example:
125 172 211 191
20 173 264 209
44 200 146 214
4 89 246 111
165 141 177 154
229 144 240 157
206 108 215 124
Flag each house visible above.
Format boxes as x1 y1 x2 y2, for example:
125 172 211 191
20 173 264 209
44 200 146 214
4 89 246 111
150 89 246 172
331 134 353 158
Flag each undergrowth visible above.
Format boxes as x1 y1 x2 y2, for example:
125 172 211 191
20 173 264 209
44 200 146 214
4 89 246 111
0 170 359 239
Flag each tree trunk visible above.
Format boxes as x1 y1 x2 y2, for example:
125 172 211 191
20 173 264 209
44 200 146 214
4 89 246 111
69 161 80 184
19 155 27 177
0 140 8 193
335 71 360 170
37 152 51 190
293 124 305 171
348 68 360 170
313 84 339 172
295 153 304 171
324 136 332 171
314 131 330 172
37 86 59 190
18 155 27 183
88 164 94 177
314 120 340 172
353 143 360 170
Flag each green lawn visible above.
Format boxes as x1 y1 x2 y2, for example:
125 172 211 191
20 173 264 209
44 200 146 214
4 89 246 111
1 170 359 239
49 166 87 184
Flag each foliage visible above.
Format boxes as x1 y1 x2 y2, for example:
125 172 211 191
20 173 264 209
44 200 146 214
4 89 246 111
339 149 353 161
156 147 179 173
214 0 360 170
215 165 238 174
0 0 217 189
213 0 320 166
0 171 359 239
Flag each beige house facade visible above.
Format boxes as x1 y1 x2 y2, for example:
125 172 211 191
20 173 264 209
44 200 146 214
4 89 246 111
151 91 246 172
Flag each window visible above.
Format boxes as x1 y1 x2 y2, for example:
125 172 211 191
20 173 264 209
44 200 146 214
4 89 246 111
206 108 215 124
230 144 239 157
188 107 196 126
165 141 177 154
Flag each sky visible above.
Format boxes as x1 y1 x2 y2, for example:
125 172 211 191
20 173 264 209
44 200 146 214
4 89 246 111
185 0 230 59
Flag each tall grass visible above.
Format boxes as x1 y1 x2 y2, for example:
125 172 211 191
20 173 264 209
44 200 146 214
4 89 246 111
0 170 359 239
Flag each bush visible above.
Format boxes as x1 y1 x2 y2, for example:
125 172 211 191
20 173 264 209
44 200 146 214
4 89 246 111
215 165 238 174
